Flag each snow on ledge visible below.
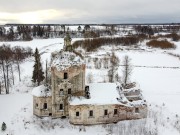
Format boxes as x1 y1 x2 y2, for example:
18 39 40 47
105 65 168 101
32 85 51 97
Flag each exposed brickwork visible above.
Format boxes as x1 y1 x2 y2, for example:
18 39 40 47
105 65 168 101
69 104 147 125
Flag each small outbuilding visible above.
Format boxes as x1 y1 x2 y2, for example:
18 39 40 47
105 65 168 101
32 85 52 117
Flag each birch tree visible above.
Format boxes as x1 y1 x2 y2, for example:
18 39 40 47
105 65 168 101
122 55 133 86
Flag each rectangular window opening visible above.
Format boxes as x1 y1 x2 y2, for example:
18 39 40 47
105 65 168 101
68 89 71 94
104 109 108 116
89 110 93 117
64 73 68 79
135 108 139 113
60 104 63 110
114 109 118 115
44 103 47 109
76 111 79 117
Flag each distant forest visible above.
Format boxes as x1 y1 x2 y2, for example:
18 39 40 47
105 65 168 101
0 24 180 41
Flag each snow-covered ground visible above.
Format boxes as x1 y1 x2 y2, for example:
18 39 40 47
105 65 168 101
0 38 180 135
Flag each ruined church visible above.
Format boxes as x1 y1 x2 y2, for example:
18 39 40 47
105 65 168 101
32 33 147 125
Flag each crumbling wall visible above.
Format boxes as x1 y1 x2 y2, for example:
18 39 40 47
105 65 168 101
69 104 147 125
124 89 142 101
51 64 85 94
51 64 86 118
124 89 141 96
33 96 52 117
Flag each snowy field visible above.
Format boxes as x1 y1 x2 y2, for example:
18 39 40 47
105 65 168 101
0 38 180 135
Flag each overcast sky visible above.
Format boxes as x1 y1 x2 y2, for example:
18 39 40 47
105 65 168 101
0 0 180 24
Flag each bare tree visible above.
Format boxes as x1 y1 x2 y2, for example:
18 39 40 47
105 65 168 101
108 69 113 83
1 45 13 94
115 73 121 83
0 45 14 93
13 46 25 82
122 55 133 86
108 52 120 83
6 64 10 93
0 44 32 93
45 59 50 85
25 47 33 57
87 72 93 83
0 81 1 94
94 58 102 69
0 60 7 92
10 64 14 85
103 57 109 69
0 66 2 94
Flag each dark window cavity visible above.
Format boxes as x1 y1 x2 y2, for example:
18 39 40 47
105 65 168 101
135 108 139 113
68 89 71 94
60 104 63 110
44 103 47 109
104 109 108 115
89 110 93 117
114 109 118 115
76 111 79 117
64 72 68 79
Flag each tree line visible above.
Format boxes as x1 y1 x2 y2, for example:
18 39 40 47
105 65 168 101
73 36 144 52
134 25 180 35
0 45 32 94
0 25 95 41
1 24 180 41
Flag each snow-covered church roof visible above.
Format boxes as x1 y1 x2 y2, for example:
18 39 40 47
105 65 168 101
32 85 51 97
70 83 124 105
51 51 84 71
69 83 146 106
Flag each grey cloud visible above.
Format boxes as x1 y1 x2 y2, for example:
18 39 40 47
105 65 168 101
0 0 180 24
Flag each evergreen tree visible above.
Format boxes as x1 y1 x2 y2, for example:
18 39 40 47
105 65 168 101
78 25 81 32
84 25 90 31
7 27 14 41
1 122 6 131
32 48 44 86
33 25 37 37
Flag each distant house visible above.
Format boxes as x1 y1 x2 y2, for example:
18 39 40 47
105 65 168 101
32 34 147 125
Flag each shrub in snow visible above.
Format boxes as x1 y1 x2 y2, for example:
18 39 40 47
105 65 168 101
146 39 176 49
1 122 7 131
167 32 180 41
